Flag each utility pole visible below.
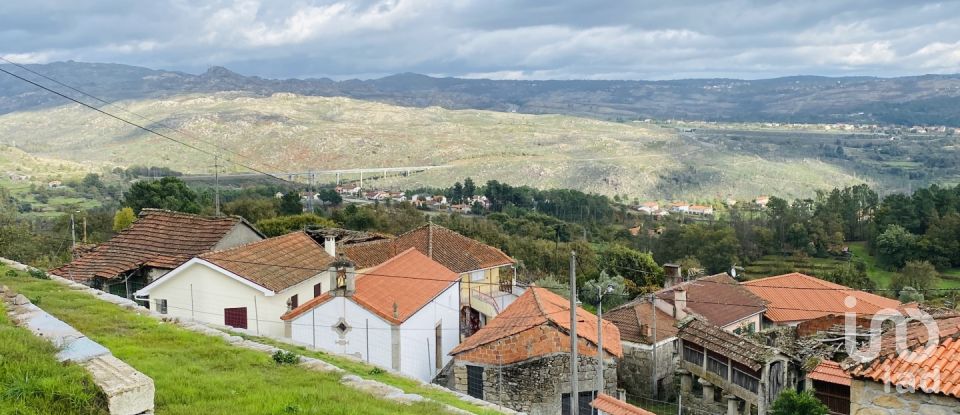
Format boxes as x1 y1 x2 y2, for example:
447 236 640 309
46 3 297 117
82 215 87 243
651 293 658 399
569 251 579 415
70 213 76 251
213 154 221 216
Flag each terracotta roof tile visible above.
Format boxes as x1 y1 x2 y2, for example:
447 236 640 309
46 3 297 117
200 231 334 292
450 286 622 358
52 209 260 282
848 316 960 398
606 298 678 345
342 224 514 273
591 393 656 415
658 273 766 327
282 248 460 324
809 360 851 386
743 273 901 323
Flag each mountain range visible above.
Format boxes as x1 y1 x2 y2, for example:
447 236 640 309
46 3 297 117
3 61 960 126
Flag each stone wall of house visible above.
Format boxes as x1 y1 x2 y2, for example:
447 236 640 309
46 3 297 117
849 379 960 415
453 353 617 415
617 340 677 400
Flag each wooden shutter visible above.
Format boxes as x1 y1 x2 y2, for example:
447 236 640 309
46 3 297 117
313 283 322 297
157 299 168 315
289 294 299 309
224 307 248 329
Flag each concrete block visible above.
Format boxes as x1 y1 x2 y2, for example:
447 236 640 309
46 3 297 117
14 303 110 363
82 355 155 415
12 294 29 305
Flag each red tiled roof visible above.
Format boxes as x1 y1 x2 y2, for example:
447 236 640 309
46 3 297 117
657 273 766 327
809 360 851 386
450 286 622 358
52 209 260 282
606 298 678 345
591 393 656 415
282 248 460 325
743 273 901 323
342 224 514 273
849 316 960 398
200 232 334 292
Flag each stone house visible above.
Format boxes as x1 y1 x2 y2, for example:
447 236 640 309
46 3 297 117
133 231 335 339
281 248 461 382
52 209 264 298
677 318 800 415
742 273 902 328
448 287 622 415
845 315 960 415
343 223 518 338
605 297 679 400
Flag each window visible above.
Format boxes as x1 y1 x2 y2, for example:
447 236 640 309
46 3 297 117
313 283 323 297
224 307 248 329
470 270 485 282
288 294 299 310
466 365 484 399
561 391 597 415
157 299 168 315
683 344 704 366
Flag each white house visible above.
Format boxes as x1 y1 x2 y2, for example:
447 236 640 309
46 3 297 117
282 247 461 383
134 231 337 338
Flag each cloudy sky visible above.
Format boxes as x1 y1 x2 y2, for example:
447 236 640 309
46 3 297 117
3 0 960 80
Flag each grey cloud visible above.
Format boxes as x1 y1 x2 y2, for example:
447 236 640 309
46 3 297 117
2 0 960 80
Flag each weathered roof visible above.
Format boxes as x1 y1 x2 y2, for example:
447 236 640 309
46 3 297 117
743 273 901 323
342 223 514 273
52 209 260 282
305 227 392 246
808 360 851 386
606 298 679 345
678 318 771 371
200 231 334 293
657 273 766 327
450 286 622 358
282 248 460 325
591 393 656 415
848 315 960 398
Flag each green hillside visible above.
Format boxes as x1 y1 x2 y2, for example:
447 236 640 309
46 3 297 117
0 93 867 200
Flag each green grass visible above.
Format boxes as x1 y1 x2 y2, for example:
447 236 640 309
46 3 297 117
0 268 463 415
848 242 900 290
231 333 503 415
0 287 108 415
742 255 848 281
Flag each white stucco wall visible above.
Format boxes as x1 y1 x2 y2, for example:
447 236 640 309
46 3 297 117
288 282 461 382
399 282 461 382
143 260 327 338
212 224 264 251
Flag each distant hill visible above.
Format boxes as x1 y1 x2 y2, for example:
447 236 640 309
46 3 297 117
3 61 960 126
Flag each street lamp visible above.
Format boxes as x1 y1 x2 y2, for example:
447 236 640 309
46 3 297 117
596 283 614 394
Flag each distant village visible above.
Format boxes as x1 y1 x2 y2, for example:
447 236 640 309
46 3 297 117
42 207 958 415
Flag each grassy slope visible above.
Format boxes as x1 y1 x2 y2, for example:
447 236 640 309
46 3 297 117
0 268 466 415
0 93 865 200
0 290 107 415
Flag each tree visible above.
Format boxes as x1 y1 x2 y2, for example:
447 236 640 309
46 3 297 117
256 213 336 237
113 207 136 232
278 192 304 215
892 260 939 294
452 182 464 203
600 244 663 290
579 271 628 309
898 286 925 303
463 177 476 199
875 225 918 269
124 177 201 214
769 390 828 415
316 189 343 206
223 197 278 223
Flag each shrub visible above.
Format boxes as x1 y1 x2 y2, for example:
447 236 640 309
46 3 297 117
27 269 49 280
369 367 385 375
272 350 300 365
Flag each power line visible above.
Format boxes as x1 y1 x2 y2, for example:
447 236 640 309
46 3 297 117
0 65 296 186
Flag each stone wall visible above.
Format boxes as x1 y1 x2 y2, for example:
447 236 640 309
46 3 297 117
453 353 618 415
617 340 677 400
849 379 960 415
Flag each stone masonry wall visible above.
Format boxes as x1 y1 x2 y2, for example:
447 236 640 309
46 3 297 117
454 353 618 415
618 340 677 400
850 379 960 415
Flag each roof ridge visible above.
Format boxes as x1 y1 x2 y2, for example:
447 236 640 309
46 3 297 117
201 230 311 258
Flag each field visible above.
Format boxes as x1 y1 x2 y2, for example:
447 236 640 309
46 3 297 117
0 93 870 200
0 288 107 415
0 268 491 415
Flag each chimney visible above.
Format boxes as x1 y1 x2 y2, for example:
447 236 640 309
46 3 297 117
663 263 681 287
673 287 687 320
324 235 336 257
